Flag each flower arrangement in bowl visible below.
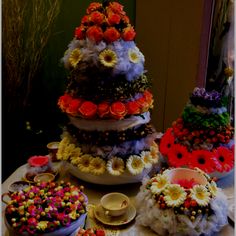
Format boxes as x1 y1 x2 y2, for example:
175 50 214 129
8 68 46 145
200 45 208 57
4 181 87 236
135 167 228 236
159 87 234 179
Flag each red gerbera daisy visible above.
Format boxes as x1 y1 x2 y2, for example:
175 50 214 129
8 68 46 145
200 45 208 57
167 143 189 167
159 128 175 156
214 146 234 172
188 149 216 173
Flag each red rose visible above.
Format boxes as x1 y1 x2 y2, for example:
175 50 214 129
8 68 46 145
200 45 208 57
90 11 104 25
86 26 103 43
66 98 83 116
126 101 140 115
79 101 97 118
86 2 102 14
104 27 120 43
108 2 125 15
81 15 89 25
107 12 121 25
58 94 72 112
75 25 86 40
137 96 149 112
98 102 110 118
122 26 136 41
110 101 127 119
122 15 130 24
143 90 153 103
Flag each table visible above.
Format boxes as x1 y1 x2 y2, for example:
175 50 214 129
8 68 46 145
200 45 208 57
1 163 235 236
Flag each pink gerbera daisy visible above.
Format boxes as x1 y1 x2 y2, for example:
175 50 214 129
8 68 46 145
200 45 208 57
214 146 234 172
160 128 175 156
167 143 189 167
188 150 216 173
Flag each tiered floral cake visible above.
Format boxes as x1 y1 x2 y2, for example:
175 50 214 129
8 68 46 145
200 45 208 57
57 1 159 184
160 87 234 177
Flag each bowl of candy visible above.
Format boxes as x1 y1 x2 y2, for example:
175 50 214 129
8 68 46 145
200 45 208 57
4 181 88 236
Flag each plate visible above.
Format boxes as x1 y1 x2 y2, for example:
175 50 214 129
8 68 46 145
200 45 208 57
94 204 136 226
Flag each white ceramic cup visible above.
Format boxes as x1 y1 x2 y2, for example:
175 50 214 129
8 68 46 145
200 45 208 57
100 192 130 217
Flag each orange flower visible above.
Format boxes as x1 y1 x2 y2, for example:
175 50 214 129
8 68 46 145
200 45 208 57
81 15 90 25
143 90 153 104
98 102 110 118
66 98 83 116
108 2 125 15
74 25 86 40
137 96 149 112
107 12 121 25
122 26 136 41
110 101 127 119
86 26 103 43
58 94 72 112
86 2 102 14
104 27 120 43
122 15 130 24
79 101 97 119
90 11 104 25
126 101 140 115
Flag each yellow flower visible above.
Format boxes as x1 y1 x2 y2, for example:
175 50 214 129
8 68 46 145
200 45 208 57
90 157 106 175
71 156 82 165
164 184 187 207
37 221 48 230
126 155 144 175
207 181 218 197
150 175 169 195
69 210 77 220
57 137 71 160
150 142 159 164
128 48 140 63
99 49 117 67
140 151 153 169
77 154 93 173
69 48 82 68
190 185 210 206
107 157 125 176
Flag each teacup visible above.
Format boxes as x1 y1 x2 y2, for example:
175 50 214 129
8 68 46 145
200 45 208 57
100 192 130 217
47 141 60 161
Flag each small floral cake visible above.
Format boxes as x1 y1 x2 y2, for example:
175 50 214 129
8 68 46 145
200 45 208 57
76 228 105 236
136 167 228 236
5 181 87 235
56 1 159 184
160 87 234 176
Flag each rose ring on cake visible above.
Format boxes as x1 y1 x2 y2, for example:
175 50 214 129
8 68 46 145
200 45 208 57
135 167 228 236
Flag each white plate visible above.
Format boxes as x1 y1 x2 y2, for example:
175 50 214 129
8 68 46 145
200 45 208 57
94 204 136 226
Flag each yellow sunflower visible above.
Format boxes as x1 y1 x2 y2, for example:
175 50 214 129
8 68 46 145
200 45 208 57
190 185 210 206
150 174 169 195
77 154 93 173
107 157 125 176
99 49 117 67
90 157 106 175
69 48 83 68
126 155 144 175
164 184 187 207
128 48 140 63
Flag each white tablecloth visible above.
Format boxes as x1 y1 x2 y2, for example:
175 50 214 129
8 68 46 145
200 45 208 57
1 163 235 236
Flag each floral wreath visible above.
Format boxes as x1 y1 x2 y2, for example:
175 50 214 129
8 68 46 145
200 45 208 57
5 181 87 235
57 136 159 176
58 90 153 120
66 74 151 102
66 123 154 146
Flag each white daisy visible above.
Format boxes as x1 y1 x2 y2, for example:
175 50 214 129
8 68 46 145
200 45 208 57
150 142 159 164
207 181 218 197
140 151 153 169
190 185 210 206
164 184 187 207
90 157 106 175
77 154 93 173
126 155 144 175
150 174 170 195
128 48 140 63
107 157 125 176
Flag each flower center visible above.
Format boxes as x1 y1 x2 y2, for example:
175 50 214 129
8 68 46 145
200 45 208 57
198 157 205 164
219 156 224 162
104 55 113 62
167 143 171 148
177 153 182 159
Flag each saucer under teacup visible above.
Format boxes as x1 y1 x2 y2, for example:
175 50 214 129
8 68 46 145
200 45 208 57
94 204 136 226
